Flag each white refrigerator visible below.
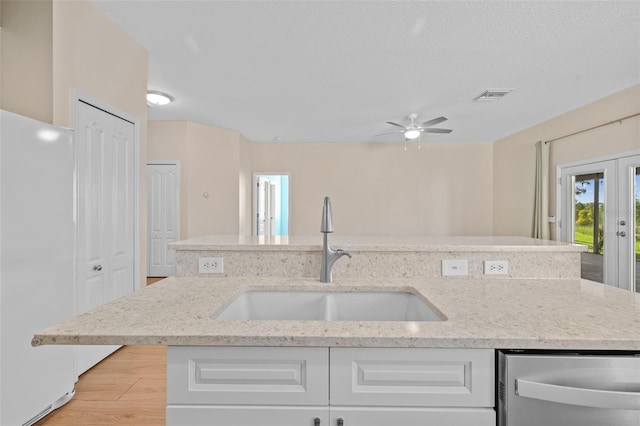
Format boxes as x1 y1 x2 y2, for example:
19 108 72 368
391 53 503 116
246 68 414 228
0 110 76 425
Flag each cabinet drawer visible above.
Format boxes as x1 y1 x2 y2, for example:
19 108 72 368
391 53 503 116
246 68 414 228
167 405 329 426
168 346 329 405
330 407 495 426
330 348 494 407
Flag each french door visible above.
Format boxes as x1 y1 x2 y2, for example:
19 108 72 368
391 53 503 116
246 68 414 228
559 152 640 292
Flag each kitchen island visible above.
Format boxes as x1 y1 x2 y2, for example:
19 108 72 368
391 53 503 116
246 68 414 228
32 275 640 350
33 275 640 426
170 235 586 280
32 236 640 426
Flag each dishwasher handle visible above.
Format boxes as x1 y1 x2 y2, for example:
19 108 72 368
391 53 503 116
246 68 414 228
515 379 640 410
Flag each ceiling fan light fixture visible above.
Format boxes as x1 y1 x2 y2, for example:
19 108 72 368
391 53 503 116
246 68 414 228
404 129 421 140
147 90 174 106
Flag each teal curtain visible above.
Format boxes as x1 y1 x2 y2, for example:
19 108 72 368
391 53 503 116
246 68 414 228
532 141 550 239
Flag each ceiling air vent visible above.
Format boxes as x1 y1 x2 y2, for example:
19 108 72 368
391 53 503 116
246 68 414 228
474 89 514 102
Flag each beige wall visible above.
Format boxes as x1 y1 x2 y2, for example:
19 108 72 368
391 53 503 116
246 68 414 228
186 121 241 237
0 0 53 122
147 121 190 240
251 141 494 236
238 134 253 236
52 0 149 287
148 126 494 237
2 0 149 286
148 120 247 238
493 85 640 237
149 86 638 241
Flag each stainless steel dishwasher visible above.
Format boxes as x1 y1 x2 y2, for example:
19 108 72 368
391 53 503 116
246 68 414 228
498 350 640 426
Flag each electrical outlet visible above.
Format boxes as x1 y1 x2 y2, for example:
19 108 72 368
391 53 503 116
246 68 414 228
199 257 223 274
442 259 468 277
484 260 509 275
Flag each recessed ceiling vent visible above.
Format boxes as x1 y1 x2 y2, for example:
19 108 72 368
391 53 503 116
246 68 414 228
474 89 514 102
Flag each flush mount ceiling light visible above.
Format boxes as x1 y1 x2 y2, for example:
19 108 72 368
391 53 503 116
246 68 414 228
473 88 514 102
146 90 174 106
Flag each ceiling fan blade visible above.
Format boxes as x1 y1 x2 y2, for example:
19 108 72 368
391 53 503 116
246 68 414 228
386 121 407 129
423 128 452 134
421 116 448 127
374 130 405 136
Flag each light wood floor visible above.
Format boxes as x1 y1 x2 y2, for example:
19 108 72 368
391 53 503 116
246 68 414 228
35 345 167 426
36 278 168 426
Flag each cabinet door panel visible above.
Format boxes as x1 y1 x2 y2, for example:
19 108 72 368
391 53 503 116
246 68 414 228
330 348 494 407
167 405 329 426
168 346 329 405
330 407 495 426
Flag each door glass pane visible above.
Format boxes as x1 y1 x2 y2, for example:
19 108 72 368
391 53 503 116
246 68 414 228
634 167 639 292
574 173 605 283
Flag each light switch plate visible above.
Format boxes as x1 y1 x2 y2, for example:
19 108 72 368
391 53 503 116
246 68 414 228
442 259 468 277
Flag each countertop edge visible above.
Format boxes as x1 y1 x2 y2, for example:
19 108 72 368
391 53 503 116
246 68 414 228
32 334 640 351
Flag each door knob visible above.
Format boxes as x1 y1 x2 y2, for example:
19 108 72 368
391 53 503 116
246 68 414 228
337 419 344 426
620 220 626 226
617 231 627 237
314 418 321 426
93 265 103 271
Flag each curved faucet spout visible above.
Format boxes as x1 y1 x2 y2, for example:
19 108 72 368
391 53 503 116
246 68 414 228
320 197 351 283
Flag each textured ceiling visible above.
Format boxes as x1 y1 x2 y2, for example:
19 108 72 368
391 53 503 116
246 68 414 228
91 0 640 143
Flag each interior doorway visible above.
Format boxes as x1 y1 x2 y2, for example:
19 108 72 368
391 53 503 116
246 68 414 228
253 173 290 237
559 151 640 292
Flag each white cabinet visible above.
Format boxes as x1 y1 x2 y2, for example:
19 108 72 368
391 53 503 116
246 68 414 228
166 406 328 426
166 346 495 426
167 346 328 405
330 407 495 426
330 347 494 407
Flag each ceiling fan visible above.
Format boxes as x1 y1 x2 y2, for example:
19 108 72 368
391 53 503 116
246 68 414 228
376 113 452 149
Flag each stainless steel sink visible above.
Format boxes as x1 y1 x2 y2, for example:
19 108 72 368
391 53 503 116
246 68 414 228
215 290 444 321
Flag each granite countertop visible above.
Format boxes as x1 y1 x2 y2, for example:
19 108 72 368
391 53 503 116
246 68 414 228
169 235 587 253
33 276 640 350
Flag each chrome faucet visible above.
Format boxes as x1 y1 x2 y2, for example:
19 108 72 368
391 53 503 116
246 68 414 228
320 197 351 283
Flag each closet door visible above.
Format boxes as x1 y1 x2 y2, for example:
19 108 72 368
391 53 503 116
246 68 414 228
75 100 136 375
147 163 179 277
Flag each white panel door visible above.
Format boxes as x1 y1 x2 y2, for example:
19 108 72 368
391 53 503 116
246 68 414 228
256 177 268 235
147 163 179 277
269 182 277 236
75 101 136 375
